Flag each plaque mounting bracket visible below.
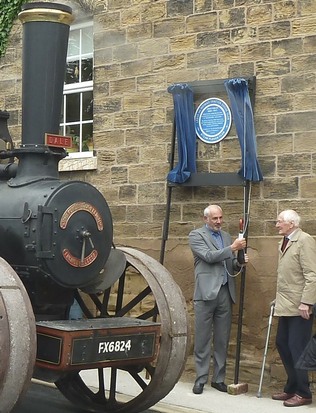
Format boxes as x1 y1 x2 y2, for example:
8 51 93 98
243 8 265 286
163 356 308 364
160 77 256 388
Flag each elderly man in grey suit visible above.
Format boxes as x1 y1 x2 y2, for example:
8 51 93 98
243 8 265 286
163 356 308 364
189 204 247 395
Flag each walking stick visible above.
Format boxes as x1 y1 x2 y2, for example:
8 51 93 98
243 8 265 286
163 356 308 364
257 302 275 398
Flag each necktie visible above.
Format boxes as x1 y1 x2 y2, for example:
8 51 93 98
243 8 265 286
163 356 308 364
281 237 289 252
212 231 227 284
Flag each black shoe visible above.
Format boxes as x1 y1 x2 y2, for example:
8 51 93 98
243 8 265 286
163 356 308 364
193 383 204 394
211 382 227 392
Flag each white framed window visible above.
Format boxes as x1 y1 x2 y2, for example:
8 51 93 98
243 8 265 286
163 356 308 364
60 21 93 158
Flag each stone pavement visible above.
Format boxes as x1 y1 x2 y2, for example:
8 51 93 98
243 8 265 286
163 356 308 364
80 370 316 413
154 380 315 413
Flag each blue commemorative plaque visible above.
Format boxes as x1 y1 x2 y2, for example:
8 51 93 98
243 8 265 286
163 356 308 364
195 98 232 144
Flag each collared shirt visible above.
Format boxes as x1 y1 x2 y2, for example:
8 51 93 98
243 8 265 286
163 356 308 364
281 229 301 252
207 226 227 284
287 228 298 240
206 225 224 248
212 231 224 248
281 229 297 251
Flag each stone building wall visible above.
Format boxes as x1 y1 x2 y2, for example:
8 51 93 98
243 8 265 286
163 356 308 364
1 0 316 393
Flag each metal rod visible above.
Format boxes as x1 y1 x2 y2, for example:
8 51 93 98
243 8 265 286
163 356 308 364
234 180 250 384
234 265 246 384
159 118 176 264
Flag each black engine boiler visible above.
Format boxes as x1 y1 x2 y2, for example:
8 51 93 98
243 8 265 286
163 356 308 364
0 180 113 288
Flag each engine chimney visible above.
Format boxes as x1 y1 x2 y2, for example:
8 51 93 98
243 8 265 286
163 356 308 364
10 2 73 186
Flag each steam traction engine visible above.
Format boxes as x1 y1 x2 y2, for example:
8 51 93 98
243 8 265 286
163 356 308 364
0 3 189 412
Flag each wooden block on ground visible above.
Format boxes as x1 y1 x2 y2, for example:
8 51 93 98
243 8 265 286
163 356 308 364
227 383 248 395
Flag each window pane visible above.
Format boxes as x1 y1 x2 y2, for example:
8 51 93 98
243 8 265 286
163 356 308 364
82 26 93 54
68 125 80 151
68 30 80 57
81 57 93 82
82 91 93 121
82 123 93 152
65 60 79 84
62 23 93 155
66 93 80 123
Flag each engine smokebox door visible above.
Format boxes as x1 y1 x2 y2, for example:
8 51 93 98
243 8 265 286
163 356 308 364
38 180 113 288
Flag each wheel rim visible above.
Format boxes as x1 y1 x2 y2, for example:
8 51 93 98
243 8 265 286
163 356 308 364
0 257 36 412
56 247 189 413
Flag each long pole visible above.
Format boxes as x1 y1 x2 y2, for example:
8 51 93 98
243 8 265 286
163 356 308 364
234 266 246 384
234 180 250 384
160 119 176 265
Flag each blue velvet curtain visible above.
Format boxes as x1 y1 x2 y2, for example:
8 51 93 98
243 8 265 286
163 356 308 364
167 83 197 183
224 78 263 182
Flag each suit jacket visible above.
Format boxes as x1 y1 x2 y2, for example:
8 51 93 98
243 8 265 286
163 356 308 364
189 225 239 303
275 228 316 317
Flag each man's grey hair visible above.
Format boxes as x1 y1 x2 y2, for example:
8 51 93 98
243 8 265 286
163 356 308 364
279 209 301 227
204 204 222 217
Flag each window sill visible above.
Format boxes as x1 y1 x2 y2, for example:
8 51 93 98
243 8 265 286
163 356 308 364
59 155 97 172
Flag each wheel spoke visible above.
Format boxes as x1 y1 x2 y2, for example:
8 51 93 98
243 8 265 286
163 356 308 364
115 274 125 313
109 368 118 403
101 289 111 316
128 370 148 390
115 286 152 317
89 293 104 314
137 305 158 320
74 290 94 318
97 368 106 401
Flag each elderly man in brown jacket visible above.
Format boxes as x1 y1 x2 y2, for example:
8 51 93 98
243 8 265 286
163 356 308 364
272 209 316 407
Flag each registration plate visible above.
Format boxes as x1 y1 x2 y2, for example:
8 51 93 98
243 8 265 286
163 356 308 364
71 333 156 365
